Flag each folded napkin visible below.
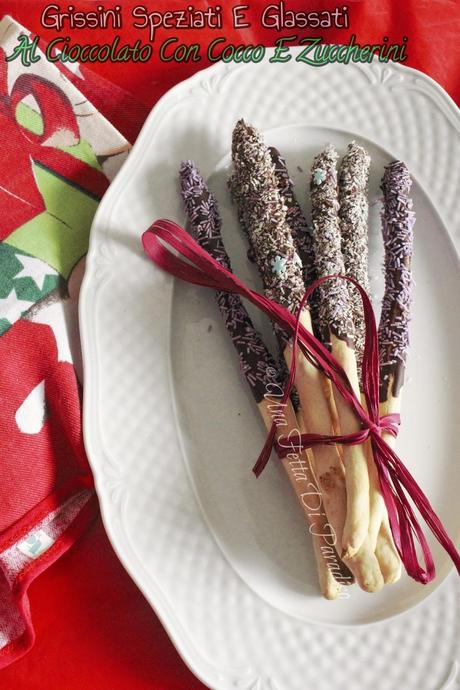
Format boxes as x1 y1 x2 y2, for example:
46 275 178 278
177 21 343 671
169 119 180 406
0 15 146 667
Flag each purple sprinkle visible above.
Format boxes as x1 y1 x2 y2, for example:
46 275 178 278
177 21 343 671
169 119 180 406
378 160 415 400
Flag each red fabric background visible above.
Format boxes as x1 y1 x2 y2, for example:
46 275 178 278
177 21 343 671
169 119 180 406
0 1 459 688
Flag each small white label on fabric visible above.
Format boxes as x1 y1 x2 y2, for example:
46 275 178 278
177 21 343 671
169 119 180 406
17 529 54 559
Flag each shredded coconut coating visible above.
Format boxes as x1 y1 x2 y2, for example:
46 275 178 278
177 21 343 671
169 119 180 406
269 146 322 339
378 161 415 402
268 147 316 287
310 144 355 347
228 120 306 317
338 142 371 371
180 160 282 403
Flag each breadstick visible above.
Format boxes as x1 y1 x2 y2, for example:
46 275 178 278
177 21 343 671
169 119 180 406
378 160 415 584
270 147 342 438
180 160 347 598
310 144 372 559
338 144 401 580
229 123 383 592
270 145 341 456
338 144 379 535
375 515 402 583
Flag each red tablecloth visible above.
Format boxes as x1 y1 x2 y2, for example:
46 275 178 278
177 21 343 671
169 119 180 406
1 2 459 689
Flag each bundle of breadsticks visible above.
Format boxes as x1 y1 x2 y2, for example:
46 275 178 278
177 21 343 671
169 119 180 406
178 122 415 598
180 160 353 599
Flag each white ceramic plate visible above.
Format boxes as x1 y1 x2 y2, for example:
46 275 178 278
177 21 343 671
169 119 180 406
80 52 460 690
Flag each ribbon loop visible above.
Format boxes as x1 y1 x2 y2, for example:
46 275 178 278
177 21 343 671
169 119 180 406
142 219 460 584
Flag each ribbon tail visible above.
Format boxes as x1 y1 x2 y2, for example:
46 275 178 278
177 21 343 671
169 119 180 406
253 423 278 477
374 435 460 581
394 474 435 583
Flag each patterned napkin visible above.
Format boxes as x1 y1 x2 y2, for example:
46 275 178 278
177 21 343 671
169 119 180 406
0 15 135 667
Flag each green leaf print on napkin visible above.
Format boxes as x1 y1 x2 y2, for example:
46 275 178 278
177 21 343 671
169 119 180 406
5 102 102 279
4 164 99 279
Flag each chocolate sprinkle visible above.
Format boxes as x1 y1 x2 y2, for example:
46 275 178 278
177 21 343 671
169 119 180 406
338 142 371 372
180 160 282 403
310 145 355 347
378 161 415 401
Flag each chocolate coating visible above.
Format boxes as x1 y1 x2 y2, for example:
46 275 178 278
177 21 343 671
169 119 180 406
310 144 354 348
228 120 306 317
180 160 282 403
378 161 415 402
338 141 371 372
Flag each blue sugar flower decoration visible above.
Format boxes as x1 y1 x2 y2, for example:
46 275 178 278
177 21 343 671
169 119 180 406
313 168 327 185
271 255 287 277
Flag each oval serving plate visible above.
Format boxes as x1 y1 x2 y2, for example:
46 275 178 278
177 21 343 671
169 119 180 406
172 123 460 626
80 53 460 690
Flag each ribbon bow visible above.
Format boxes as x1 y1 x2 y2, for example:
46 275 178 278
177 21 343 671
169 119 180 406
142 219 460 585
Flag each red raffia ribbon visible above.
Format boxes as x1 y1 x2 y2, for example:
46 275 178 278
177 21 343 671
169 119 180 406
142 219 460 585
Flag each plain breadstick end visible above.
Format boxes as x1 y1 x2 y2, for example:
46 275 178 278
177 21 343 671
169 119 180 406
311 537 342 600
323 583 341 600
355 569 384 593
376 526 402 584
344 540 385 593
341 497 370 558
320 570 342 600
340 452 370 557
376 542 402 584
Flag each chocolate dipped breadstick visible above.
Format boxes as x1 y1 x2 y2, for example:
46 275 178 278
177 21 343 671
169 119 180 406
310 145 377 563
378 160 415 475
270 146 342 465
229 124 305 318
338 141 371 369
376 161 414 584
180 159 349 598
229 122 383 592
378 160 415 402
338 144 401 581
268 148 317 410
